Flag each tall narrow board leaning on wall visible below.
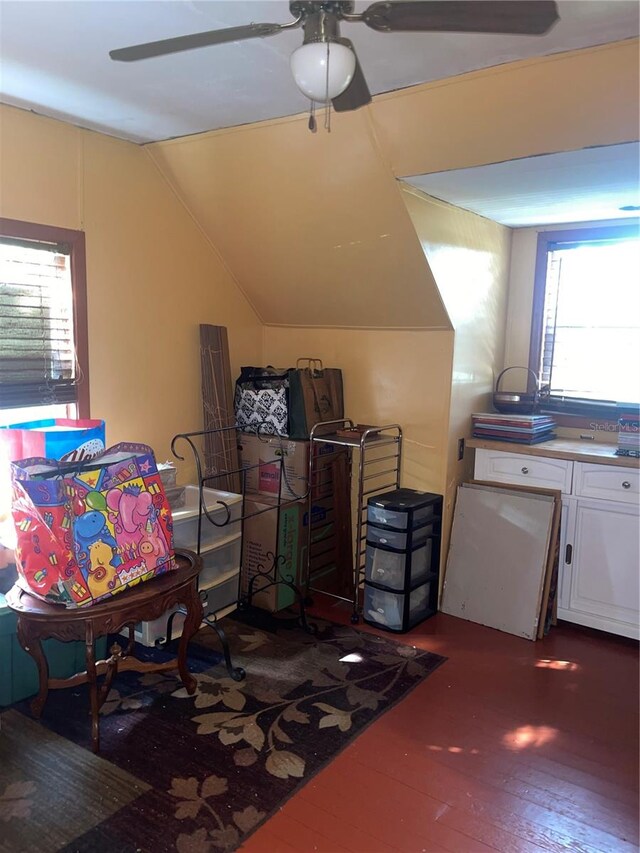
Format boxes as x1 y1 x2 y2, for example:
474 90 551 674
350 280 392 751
441 483 558 640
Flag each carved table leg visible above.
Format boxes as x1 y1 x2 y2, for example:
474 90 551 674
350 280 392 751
85 621 100 753
17 619 49 719
176 581 204 695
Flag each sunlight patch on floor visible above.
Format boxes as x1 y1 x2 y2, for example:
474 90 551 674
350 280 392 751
536 658 579 671
503 725 558 750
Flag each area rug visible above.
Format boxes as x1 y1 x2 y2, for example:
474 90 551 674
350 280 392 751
1 616 445 853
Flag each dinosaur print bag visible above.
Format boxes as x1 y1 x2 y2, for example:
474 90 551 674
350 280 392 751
11 443 177 607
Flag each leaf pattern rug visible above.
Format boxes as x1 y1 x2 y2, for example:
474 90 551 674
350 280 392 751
3 615 445 853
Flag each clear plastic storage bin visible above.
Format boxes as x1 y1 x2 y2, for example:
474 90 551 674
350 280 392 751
363 581 433 632
172 485 242 552
366 521 435 551
367 502 434 531
131 570 240 647
199 533 242 588
364 541 432 590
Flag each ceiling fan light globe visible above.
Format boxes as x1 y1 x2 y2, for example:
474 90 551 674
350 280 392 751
290 41 356 102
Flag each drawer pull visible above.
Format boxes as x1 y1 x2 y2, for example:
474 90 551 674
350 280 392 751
622 481 631 490
521 466 529 474
565 544 573 565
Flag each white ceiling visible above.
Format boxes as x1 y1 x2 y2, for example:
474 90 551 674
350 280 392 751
402 143 640 227
0 1 638 143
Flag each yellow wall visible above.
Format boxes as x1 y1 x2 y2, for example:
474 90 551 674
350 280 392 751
0 105 262 477
400 187 511 575
372 39 639 177
263 326 454 495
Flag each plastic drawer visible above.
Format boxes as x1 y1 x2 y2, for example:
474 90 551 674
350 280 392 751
363 581 433 632
200 572 240 612
199 534 242 588
367 503 434 531
365 541 432 591
366 521 434 551
131 571 240 648
172 485 242 552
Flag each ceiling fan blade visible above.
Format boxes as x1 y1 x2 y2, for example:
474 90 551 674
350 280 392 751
109 22 285 62
332 38 372 112
362 1 559 35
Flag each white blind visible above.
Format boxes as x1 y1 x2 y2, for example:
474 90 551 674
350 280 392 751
538 235 640 407
0 237 78 409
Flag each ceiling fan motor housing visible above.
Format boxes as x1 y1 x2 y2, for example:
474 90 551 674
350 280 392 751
290 2 356 22
290 2 355 44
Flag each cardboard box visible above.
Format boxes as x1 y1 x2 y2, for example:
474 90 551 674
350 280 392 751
241 495 304 612
237 433 344 501
241 492 350 612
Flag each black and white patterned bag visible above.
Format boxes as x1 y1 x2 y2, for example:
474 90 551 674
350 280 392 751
234 367 290 436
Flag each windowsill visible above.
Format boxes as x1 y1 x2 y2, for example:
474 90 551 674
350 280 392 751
540 402 638 430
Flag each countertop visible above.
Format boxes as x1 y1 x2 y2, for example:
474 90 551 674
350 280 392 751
467 437 640 469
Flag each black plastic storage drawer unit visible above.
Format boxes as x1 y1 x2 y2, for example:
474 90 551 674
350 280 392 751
364 488 442 632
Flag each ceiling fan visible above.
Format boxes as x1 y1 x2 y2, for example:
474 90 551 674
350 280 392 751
110 1 560 119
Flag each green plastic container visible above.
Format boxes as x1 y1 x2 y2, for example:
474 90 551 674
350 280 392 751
0 592 107 707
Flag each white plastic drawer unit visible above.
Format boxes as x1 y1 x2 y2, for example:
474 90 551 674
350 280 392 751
171 485 242 552
132 570 240 648
198 533 242 589
573 462 640 505
474 448 573 494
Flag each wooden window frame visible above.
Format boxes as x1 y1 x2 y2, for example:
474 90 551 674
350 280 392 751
0 217 90 418
528 223 639 426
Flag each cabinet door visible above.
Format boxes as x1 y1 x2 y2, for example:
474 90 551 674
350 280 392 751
557 498 575 611
566 498 640 639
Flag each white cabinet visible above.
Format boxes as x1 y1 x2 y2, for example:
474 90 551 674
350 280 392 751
558 497 639 638
474 449 639 639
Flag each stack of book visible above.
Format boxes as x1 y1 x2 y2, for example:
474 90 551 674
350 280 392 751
472 413 556 445
617 414 640 458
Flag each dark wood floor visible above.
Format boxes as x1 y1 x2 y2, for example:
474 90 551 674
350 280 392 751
241 601 639 853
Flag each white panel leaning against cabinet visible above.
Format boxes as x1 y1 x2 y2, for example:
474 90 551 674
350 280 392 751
442 483 555 640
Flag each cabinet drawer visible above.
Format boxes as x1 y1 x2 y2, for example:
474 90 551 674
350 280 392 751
474 449 572 494
573 463 640 504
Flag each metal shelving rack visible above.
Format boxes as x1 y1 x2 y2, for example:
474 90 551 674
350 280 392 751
306 419 403 623
158 426 314 679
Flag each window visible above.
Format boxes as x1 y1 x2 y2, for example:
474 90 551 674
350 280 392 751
529 223 640 416
0 218 89 422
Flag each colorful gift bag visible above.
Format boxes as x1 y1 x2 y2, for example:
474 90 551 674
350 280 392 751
0 418 106 463
11 443 176 607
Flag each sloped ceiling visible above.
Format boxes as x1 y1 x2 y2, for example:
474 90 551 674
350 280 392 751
147 107 451 329
147 40 639 329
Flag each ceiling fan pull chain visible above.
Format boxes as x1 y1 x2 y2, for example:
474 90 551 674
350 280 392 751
324 101 331 132
308 101 317 133
324 41 331 133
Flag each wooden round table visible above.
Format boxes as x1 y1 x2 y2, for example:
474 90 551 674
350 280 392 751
5 549 203 753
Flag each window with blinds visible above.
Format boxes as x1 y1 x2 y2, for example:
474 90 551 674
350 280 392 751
0 220 88 558
530 223 640 415
0 231 82 411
